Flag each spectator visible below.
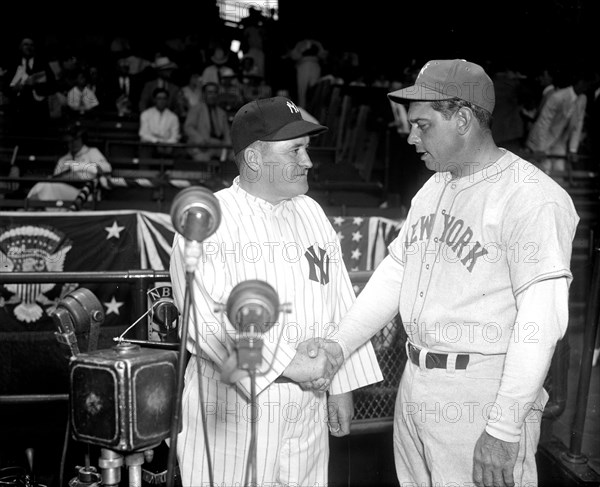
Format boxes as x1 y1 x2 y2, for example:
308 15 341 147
201 46 238 86
27 126 111 205
139 87 181 144
525 68 594 176
106 57 142 118
176 72 203 120
6 37 57 135
138 56 180 113
288 36 327 108
66 69 100 116
184 81 231 162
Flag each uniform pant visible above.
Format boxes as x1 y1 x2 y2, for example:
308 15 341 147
393 351 547 487
177 355 329 487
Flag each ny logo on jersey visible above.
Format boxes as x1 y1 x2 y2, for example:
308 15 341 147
304 245 330 285
287 101 300 114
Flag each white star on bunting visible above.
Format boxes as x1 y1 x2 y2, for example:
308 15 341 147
104 296 124 315
105 221 125 239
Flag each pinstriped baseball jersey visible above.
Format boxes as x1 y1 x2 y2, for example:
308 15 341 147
388 150 579 354
170 177 383 486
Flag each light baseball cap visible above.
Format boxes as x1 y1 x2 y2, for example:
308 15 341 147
388 59 495 113
231 96 328 154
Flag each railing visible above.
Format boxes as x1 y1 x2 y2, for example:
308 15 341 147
0 176 100 210
0 267 581 437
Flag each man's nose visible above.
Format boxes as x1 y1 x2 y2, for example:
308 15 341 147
408 127 420 146
300 151 313 168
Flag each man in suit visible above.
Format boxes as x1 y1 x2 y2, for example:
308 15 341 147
138 56 180 113
7 37 56 134
525 67 594 177
105 57 142 117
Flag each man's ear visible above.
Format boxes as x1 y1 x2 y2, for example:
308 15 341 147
455 107 473 135
243 146 261 172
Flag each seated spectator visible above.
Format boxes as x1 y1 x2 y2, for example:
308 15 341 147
107 57 142 118
217 67 245 113
139 87 181 144
201 46 238 86
27 126 111 205
66 69 100 116
138 56 180 113
176 72 203 120
184 81 231 162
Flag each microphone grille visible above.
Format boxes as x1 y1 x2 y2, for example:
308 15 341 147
226 280 280 333
170 186 221 238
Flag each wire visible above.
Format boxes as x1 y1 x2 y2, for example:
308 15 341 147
115 300 161 343
59 408 71 487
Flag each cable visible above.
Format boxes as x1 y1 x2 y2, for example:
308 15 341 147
59 408 70 487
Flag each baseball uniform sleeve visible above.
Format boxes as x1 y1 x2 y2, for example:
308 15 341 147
334 254 404 363
329 244 384 395
486 277 569 442
507 202 578 296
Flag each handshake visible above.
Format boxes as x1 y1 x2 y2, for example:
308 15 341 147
283 338 345 391
221 338 345 391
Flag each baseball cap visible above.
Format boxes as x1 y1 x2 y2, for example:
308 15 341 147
388 59 495 113
231 96 328 154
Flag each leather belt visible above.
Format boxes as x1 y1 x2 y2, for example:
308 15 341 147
407 342 470 370
274 376 294 384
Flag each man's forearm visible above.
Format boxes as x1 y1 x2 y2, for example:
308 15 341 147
487 277 569 442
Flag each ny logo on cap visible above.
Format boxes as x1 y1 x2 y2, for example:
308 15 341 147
287 101 300 114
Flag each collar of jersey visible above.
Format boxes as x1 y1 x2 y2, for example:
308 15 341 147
443 149 515 188
231 176 294 214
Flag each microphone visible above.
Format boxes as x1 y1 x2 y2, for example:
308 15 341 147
51 287 105 355
226 280 280 370
170 185 221 273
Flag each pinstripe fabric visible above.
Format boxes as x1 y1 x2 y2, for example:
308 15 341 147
170 177 383 486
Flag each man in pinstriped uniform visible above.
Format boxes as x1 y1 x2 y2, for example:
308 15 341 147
169 96 383 487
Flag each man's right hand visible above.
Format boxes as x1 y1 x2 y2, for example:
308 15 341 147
282 338 344 391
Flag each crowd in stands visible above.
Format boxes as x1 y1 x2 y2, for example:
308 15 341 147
1 5 599 210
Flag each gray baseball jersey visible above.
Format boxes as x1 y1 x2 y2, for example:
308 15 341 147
389 150 578 353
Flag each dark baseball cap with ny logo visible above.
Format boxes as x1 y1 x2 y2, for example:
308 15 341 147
231 96 328 155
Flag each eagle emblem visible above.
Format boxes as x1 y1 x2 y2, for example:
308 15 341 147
0 225 73 323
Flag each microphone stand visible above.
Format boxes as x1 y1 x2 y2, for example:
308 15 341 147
236 326 263 487
166 271 197 487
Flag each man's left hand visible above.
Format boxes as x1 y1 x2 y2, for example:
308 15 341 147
327 392 353 437
473 430 519 487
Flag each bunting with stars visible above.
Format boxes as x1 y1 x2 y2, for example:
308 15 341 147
0 210 139 394
329 215 404 272
0 209 402 394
